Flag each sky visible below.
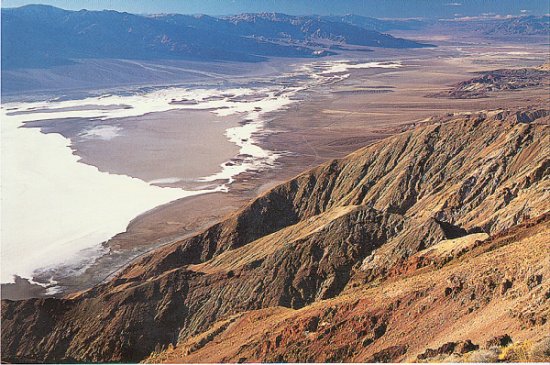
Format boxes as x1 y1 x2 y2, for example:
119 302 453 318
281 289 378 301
1 0 549 18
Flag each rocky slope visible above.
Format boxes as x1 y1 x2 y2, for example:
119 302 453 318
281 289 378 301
222 13 430 48
430 66 550 99
2 5 429 70
437 15 550 37
479 15 550 36
2 107 549 363
147 214 550 363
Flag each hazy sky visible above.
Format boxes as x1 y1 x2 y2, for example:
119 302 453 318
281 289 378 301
1 0 549 18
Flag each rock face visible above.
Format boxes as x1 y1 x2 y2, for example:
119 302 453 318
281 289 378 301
1 107 549 363
417 340 479 360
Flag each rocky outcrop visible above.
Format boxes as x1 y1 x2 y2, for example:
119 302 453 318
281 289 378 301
145 214 550 363
2 107 549 363
430 67 550 99
417 340 479 360
486 334 513 348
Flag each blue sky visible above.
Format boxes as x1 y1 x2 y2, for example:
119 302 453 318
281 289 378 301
1 0 549 18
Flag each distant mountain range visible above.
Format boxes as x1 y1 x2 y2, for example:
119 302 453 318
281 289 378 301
438 15 550 36
320 14 428 32
430 66 550 99
1 5 431 70
479 15 550 36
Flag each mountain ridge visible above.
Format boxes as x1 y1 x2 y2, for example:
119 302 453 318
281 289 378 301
146 213 549 363
1 5 431 70
2 105 548 363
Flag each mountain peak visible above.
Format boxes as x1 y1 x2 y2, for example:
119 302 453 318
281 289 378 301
1 7 430 70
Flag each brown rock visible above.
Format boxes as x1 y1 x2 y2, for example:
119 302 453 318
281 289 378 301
486 334 513 348
501 279 513 295
368 345 408 362
2 106 549 363
418 340 478 360
527 274 543 290
455 340 479 354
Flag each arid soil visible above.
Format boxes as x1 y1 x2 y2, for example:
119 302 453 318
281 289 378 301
429 66 549 99
2 104 548 362
147 215 550 363
13 42 545 301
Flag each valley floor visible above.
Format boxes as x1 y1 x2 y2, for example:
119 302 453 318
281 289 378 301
62 40 549 297
1 35 549 364
2 39 548 300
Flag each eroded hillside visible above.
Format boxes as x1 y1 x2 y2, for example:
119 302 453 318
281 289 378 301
147 214 550 363
2 107 549 363
430 66 550 99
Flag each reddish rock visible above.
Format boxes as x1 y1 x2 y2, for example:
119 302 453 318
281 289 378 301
367 345 408 362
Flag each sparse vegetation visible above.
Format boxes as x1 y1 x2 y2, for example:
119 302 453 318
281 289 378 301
463 349 500 363
529 337 550 362
452 338 550 363
498 340 533 362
